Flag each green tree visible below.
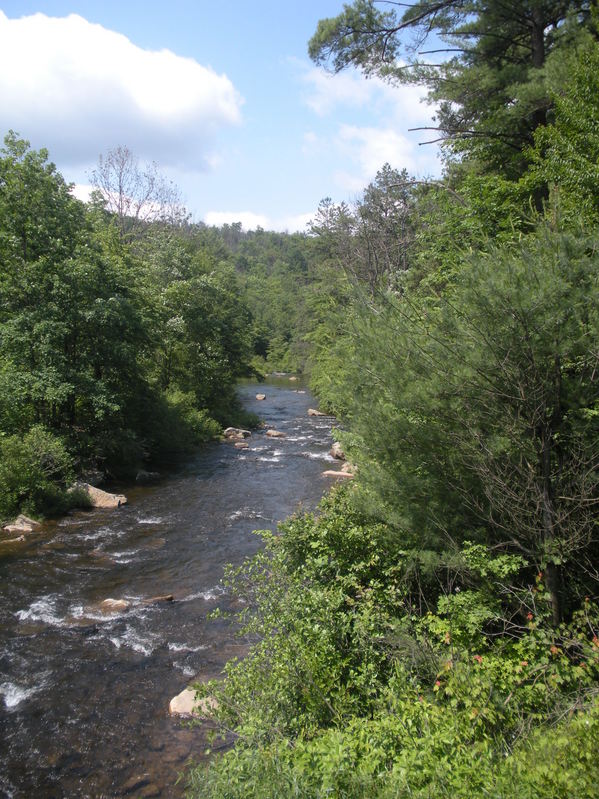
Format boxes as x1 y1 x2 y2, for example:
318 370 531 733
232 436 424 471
309 1 593 178
340 229 599 624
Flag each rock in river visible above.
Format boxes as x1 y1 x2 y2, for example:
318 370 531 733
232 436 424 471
2 515 42 535
223 427 252 440
72 483 127 508
266 429 286 438
169 687 219 718
100 598 131 613
330 442 345 460
308 408 326 417
322 469 354 479
256 393 266 400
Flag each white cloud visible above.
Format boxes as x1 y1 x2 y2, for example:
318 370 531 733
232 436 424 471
299 63 431 127
0 11 242 169
70 183 94 203
335 125 417 190
203 210 313 233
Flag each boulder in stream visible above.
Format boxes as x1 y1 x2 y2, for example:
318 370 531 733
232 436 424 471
2 515 42 535
330 442 345 460
71 483 127 508
266 429 286 438
168 687 219 718
234 441 249 449
308 408 326 417
100 598 131 613
223 427 252 440
256 393 266 400
322 469 354 479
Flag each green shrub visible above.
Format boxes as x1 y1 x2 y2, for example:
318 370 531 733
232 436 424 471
0 425 74 518
185 490 599 799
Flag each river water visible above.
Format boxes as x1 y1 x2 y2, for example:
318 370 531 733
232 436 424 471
0 379 336 798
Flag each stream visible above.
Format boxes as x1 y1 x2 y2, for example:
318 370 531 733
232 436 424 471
0 379 335 798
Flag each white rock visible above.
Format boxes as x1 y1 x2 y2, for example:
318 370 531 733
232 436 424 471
72 483 127 508
266 429 286 438
100 598 130 613
256 394 266 400
308 408 326 417
322 470 354 479
169 687 219 718
2 514 42 534
330 442 345 460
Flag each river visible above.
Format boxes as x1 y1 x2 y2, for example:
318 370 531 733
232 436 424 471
0 379 336 798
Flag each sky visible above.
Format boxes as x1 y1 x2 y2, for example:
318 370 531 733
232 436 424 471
0 1 442 232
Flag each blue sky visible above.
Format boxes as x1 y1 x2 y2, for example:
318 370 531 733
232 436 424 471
0 1 442 231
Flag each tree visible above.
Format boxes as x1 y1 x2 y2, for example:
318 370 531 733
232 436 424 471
340 229 599 625
90 145 187 241
529 29 599 226
309 1 593 178
0 133 144 448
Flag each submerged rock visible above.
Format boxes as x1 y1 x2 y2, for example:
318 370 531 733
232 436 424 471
2 514 42 534
135 470 160 484
144 594 174 604
71 483 127 508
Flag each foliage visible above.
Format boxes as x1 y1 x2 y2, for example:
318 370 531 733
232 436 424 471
186 489 599 798
528 28 599 226
0 134 259 514
0 425 75 518
309 1 593 179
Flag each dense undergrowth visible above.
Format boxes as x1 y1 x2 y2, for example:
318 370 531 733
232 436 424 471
187 490 599 798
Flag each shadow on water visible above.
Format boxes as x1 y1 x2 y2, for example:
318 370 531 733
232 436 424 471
0 379 337 798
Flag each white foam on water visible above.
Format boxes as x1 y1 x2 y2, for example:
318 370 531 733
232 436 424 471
110 549 140 564
173 662 196 677
228 508 272 522
257 456 281 463
0 672 51 710
181 586 224 603
108 626 158 656
15 595 63 626
71 526 125 543
0 681 39 710
168 642 208 653
137 516 164 525
302 452 336 462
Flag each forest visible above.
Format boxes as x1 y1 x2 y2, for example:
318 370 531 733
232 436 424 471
1 0 599 796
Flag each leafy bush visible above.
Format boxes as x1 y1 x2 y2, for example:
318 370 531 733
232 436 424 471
185 490 599 799
0 425 74 518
